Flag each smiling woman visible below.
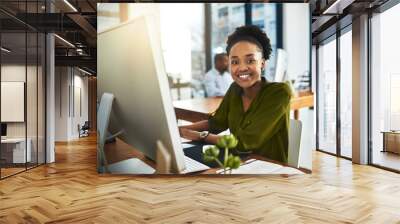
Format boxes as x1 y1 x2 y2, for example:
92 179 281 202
179 25 292 163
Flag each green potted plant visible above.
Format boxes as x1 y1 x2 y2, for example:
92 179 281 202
203 134 241 174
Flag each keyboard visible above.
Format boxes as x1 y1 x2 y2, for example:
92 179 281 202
181 155 210 174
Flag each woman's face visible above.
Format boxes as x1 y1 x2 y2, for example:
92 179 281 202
229 41 265 89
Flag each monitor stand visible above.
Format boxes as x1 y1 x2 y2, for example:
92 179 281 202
105 129 124 144
100 158 155 174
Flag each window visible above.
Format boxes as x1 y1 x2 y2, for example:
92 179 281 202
211 3 245 57
251 3 278 80
160 4 205 99
370 3 400 171
317 36 337 155
339 29 352 158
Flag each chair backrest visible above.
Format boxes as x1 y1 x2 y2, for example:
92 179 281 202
97 93 114 172
81 121 90 129
288 119 302 168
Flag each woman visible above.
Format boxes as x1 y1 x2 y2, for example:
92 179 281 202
179 25 292 163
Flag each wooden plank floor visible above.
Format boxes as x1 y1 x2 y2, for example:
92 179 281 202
1 135 400 223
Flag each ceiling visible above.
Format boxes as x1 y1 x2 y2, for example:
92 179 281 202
0 0 99 75
310 0 391 44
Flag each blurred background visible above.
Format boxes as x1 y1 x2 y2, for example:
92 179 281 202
97 3 311 100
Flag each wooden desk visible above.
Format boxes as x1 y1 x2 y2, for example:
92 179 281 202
174 93 314 122
1 138 32 164
200 154 309 175
381 131 400 154
105 138 308 175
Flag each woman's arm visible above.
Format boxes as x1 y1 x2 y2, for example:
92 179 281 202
179 84 233 144
179 120 209 132
179 120 220 144
179 128 220 144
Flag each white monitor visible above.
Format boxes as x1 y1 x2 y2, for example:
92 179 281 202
274 48 288 82
98 16 187 173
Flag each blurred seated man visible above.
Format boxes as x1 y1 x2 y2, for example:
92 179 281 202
203 53 233 97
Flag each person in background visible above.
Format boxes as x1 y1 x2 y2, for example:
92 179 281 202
203 53 233 97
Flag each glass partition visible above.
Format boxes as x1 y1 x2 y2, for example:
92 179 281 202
0 1 46 179
317 36 337 155
370 3 400 171
1 31 28 177
339 29 352 158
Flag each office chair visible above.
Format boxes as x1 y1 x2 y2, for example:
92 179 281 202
288 119 302 168
79 121 90 138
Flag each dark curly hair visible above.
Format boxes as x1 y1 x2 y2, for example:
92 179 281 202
226 25 272 60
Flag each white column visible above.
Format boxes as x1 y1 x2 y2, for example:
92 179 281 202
46 33 55 163
352 14 369 164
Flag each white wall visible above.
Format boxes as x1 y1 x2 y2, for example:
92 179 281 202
1 63 46 164
283 4 313 170
283 4 310 81
1 66 26 139
1 65 36 137
72 73 89 138
55 67 68 141
55 67 89 141
312 46 317 94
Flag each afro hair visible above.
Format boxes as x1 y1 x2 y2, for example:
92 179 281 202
226 25 272 60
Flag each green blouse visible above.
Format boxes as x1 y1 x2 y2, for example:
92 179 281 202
208 79 292 163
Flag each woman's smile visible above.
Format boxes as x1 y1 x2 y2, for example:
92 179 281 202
237 72 251 80
235 71 254 84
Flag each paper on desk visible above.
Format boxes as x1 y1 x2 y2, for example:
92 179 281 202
217 159 304 175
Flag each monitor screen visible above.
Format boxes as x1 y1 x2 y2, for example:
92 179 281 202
1 123 7 137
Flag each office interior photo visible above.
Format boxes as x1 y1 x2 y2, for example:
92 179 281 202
1 0 400 223
0 0 97 180
97 3 312 175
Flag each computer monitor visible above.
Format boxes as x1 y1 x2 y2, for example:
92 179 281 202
274 48 288 82
97 16 186 173
1 123 7 137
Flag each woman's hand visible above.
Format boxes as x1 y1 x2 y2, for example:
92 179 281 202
179 128 201 141
178 125 220 144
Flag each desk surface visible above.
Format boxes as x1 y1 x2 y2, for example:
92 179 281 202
104 138 307 175
173 93 314 122
1 138 27 143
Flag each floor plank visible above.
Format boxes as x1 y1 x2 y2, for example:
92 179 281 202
0 135 399 223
